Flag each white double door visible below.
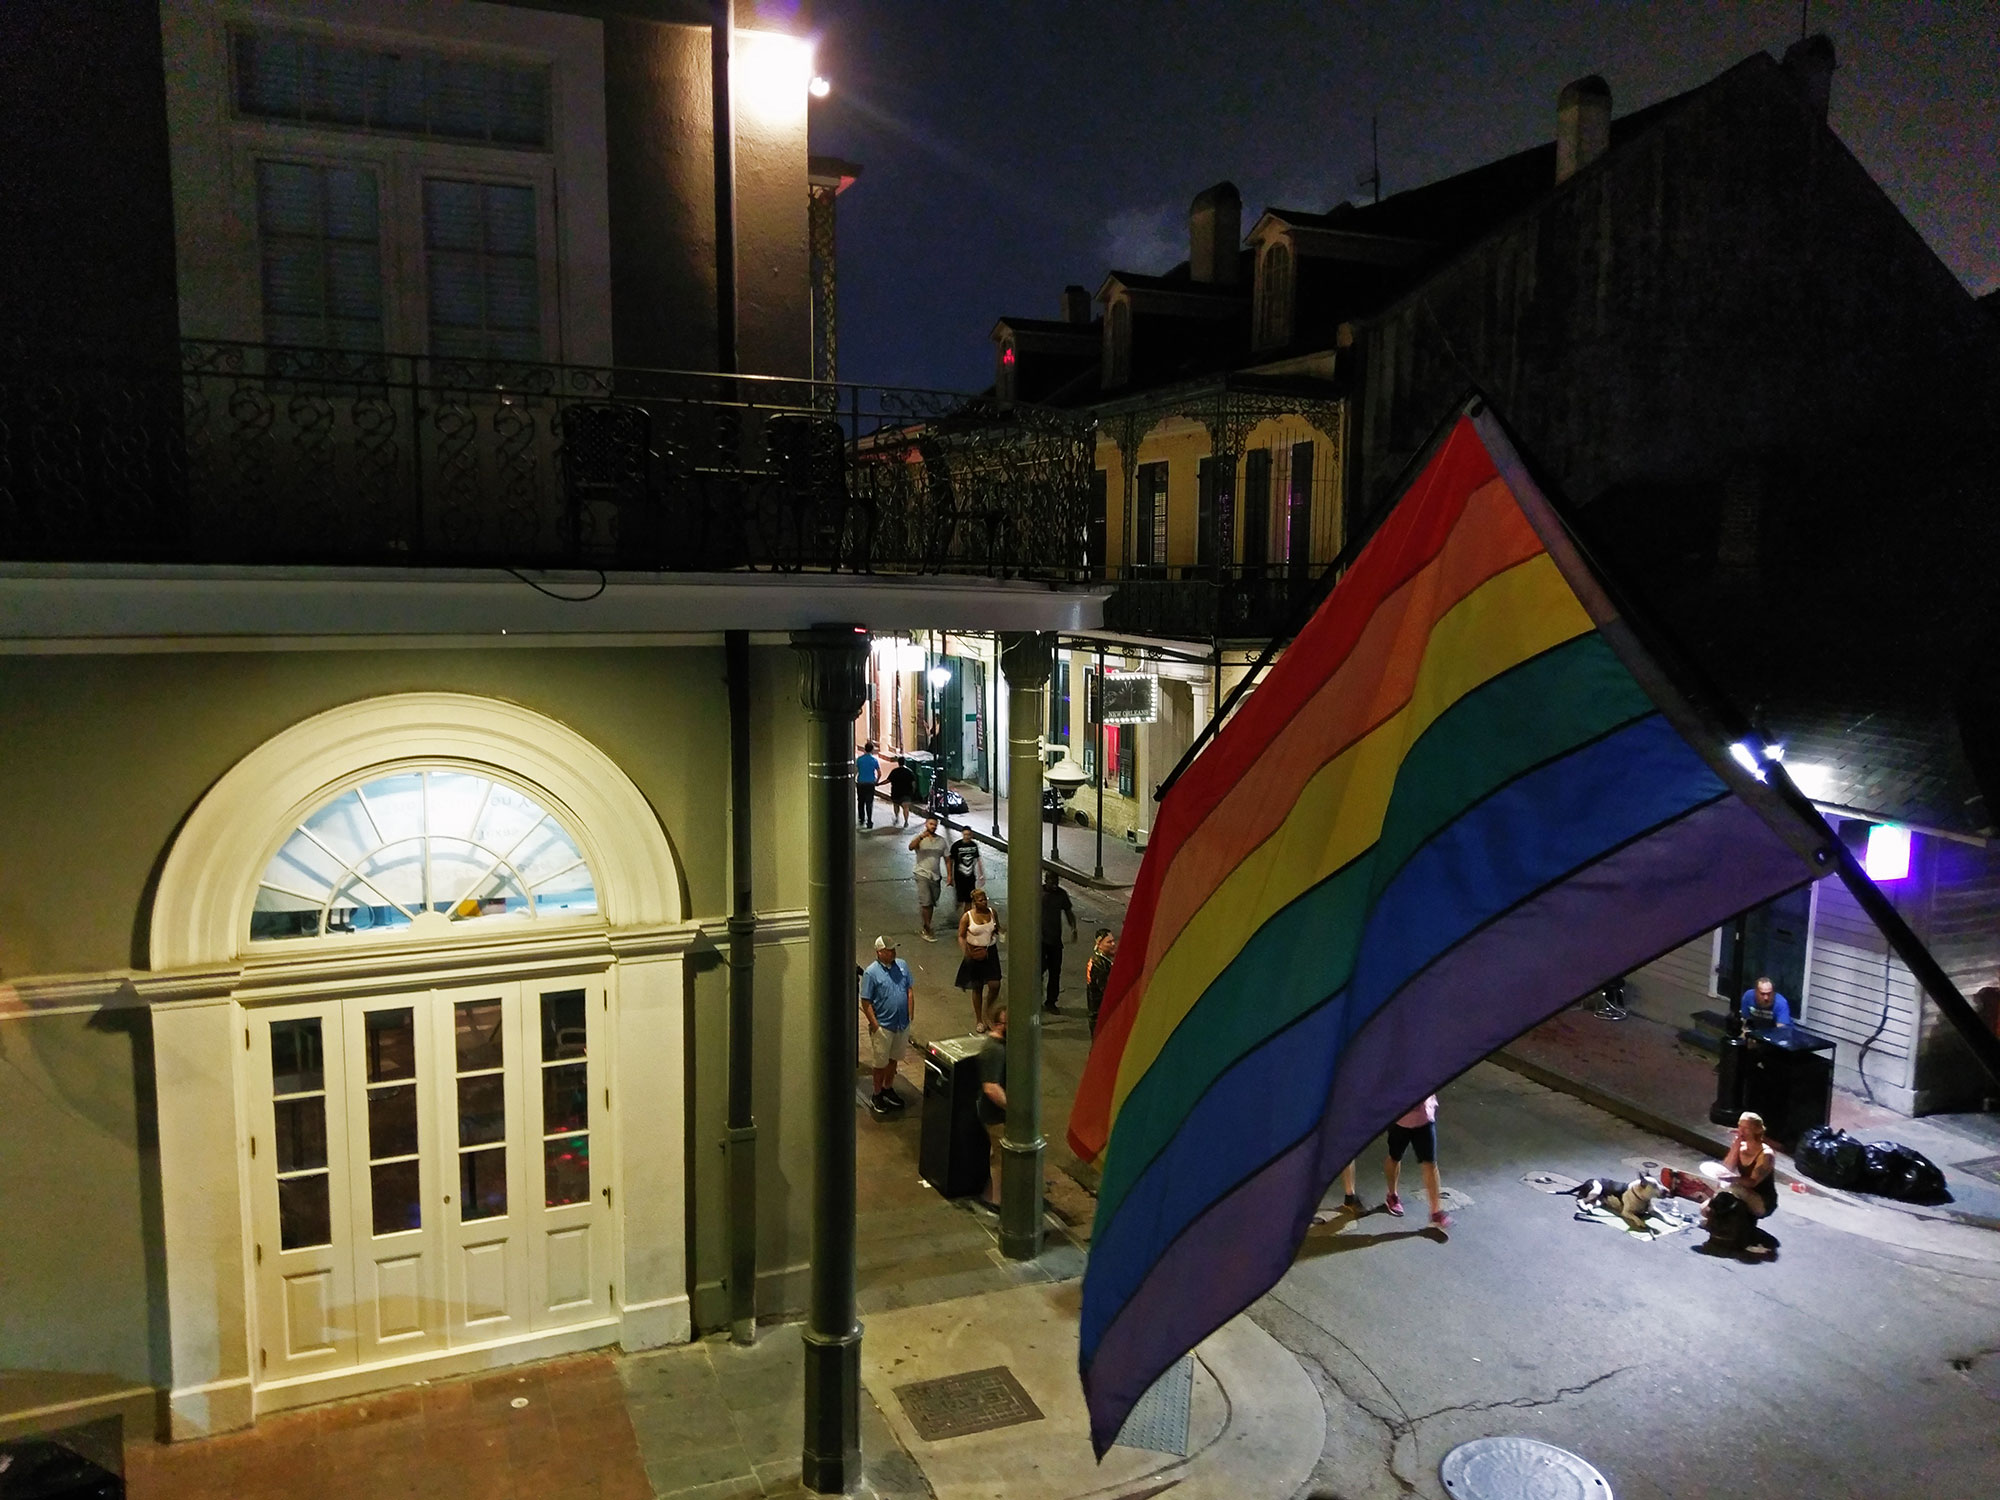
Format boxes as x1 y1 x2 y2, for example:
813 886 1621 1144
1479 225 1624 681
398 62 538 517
249 976 614 1386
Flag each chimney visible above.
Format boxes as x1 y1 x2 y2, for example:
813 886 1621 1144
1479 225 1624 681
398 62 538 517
1060 285 1092 325
1188 181 1242 285
1555 75 1611 183
1782 33 1837 121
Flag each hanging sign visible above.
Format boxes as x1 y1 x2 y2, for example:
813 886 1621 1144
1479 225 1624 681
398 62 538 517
1088 671 1160 725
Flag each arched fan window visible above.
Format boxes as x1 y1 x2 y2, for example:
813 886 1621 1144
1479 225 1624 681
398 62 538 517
250 769 599 941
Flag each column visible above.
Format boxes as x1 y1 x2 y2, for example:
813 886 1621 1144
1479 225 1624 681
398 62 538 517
790 624 869 1494
1000 631 1054 1261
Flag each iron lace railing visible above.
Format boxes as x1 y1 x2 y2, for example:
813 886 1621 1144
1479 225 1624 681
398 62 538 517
0 340 1095 579
1100 564 1325 642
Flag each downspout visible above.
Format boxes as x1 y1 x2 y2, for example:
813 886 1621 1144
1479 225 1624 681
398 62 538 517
725 628 758 1344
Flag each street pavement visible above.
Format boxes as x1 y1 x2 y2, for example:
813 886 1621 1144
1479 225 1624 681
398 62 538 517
1269 1063 2000 1500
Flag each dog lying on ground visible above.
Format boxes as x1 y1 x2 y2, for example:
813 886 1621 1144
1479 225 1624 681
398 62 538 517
1569 1176 1659 1233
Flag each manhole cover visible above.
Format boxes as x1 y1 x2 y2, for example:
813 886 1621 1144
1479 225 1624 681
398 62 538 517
1440 1436 1612 1499
893 1366 1043 1442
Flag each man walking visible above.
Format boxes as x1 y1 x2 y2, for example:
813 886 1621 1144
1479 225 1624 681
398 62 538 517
886 755 918 829
858 937 914 1115
948 823 984 915
907 815 947 941
1039 870 1077 1014
855 741 881 829
1085 927 1116 1038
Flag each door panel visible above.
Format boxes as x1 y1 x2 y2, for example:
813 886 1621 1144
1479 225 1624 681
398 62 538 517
345 1000 443 1361
526 982 612 1328
252 1002 358 1382
439 983 533 1345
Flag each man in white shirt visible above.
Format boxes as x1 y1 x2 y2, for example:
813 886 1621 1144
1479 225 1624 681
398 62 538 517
907 816 947 941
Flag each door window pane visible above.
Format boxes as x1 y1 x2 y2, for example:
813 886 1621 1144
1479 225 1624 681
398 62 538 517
455 999 505 1071
275 1097 329 1172
279 1173 332 1250
256 160 383 353
364 1008 416 1083
541 1064 588 1136
367 1083 419 1160
544 1137 590 1207
460 1147 508 1220
457 1073 506 1146
370 1159 422 1236
270 1018 325 1095
541 990 586 1061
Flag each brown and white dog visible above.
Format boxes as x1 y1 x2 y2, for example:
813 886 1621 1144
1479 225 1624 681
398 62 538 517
1570 1176 1659 1233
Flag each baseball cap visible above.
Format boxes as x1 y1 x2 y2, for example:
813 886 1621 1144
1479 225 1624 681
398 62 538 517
874 935 895 950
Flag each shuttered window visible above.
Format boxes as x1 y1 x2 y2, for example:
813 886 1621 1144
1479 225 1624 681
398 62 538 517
424 180 541 361
256 160 384 351
1285 441 1315 568
234 30 550 150
1134 461 1168 570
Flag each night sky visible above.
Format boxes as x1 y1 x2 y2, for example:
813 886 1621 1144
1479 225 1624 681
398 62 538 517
803 1 2000 395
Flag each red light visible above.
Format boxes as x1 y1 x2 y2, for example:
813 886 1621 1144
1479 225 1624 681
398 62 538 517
1001 347 1015 365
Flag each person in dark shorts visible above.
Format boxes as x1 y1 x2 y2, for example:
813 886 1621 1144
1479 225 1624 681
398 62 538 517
1084 928 1116 1038
976 1009 1008 1208
1382 1094 1448 1229
955 887 1003 1030
948 825 984 913
1039 870 1077 1013
886 756 918 829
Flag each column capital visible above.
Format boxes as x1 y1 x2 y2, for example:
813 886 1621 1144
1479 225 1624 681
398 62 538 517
790 625 870 719
998 630 1057 689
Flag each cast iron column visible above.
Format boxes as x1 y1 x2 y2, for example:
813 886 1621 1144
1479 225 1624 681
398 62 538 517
791 625 869 1493
1000 631 1054 1260
725 631 758 1345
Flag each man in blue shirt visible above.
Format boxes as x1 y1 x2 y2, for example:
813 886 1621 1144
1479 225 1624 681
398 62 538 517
855 742 881 828
1739 975 1793 1030
859 936 915 1112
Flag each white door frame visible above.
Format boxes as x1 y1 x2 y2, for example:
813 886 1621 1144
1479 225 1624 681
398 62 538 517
147 693 693 1438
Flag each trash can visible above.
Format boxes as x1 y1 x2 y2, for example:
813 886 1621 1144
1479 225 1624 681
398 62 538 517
905 751 937 802
919 1034 990 1200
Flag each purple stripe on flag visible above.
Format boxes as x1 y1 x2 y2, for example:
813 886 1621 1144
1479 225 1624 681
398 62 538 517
1083 794 1811 1453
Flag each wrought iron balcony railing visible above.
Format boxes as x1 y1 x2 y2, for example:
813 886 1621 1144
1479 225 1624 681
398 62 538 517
1101 564 1327 642
0 340 1096 579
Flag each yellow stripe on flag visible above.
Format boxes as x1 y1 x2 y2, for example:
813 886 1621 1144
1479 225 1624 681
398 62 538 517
1108 554 1593 1122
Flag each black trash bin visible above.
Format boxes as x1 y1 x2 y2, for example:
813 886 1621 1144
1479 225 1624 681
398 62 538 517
919 1034 990 1200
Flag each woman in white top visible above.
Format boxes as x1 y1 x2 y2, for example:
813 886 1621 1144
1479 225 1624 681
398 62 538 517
955 888 1003 1031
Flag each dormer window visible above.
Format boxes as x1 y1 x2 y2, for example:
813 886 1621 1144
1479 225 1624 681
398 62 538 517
1255 241 1293 349
1103 299 1131 387
997 338 1017 401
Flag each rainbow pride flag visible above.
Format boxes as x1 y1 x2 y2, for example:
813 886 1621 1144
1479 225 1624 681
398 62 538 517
1072 404 1831 1453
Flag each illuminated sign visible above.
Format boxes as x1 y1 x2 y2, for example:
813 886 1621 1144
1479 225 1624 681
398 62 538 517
1088 671 1159 725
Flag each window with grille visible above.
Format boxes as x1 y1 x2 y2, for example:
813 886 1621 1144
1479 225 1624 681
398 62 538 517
256 160 384 352
234 30 550 150
425 179 542 361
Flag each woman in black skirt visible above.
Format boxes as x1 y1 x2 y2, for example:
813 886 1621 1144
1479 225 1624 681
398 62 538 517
955 887 1003 1031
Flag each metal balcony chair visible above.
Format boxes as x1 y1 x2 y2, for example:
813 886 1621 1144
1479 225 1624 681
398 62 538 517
558 401 658 566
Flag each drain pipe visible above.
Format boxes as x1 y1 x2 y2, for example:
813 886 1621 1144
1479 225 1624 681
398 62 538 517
725 629 758 1344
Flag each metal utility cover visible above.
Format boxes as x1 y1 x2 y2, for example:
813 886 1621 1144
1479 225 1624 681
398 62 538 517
1440 1436 1613 1499
1114 1353 1193 1456
893 1366 1044 1442
1951 1154 2000 1187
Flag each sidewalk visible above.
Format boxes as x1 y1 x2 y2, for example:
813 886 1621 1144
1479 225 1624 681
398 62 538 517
1498 1001 2000 1245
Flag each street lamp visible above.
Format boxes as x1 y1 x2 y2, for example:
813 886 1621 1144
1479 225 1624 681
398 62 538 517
1044 751 1089 864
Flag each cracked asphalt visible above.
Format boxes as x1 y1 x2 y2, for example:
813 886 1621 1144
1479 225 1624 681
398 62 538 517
1260 1064 2000 1499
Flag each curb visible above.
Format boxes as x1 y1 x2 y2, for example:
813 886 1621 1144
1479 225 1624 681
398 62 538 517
1489 1049 2000 1235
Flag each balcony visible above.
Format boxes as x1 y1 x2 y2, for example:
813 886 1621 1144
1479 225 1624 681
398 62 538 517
1100 565 1326 642
0 341 1094 579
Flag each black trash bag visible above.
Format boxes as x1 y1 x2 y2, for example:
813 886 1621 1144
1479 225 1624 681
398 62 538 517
1794 1125 1868 1189
1859 1141 1953 1204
